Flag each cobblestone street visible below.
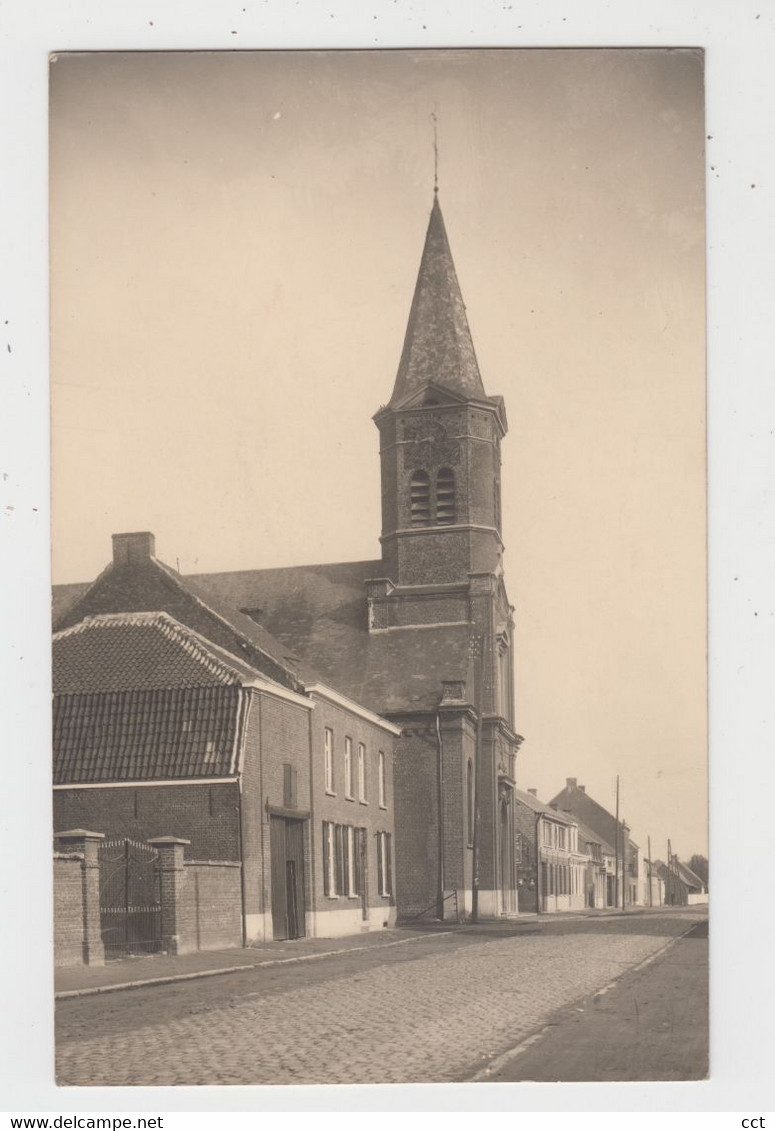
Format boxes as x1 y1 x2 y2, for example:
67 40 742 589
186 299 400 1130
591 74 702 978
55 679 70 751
56 910 704 1086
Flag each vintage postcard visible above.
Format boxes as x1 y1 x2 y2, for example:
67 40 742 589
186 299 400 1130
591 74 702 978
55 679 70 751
49 47 707 1086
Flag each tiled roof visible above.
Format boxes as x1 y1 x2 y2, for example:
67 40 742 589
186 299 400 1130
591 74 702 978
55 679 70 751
388 194 487 409
52 613 261 783
548 784 638 853
52 554 307 694
185 560 475 715
54 554 479 718
54 685 242 782
570 815 616 858
54 612 263 694
513 788 574 823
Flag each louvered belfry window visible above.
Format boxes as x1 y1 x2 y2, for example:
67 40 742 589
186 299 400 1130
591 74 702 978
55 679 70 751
409 470 431 526
436 467 456 525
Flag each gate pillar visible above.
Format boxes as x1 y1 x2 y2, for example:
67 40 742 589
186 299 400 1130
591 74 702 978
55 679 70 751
55 829 106 966
148 836 191 955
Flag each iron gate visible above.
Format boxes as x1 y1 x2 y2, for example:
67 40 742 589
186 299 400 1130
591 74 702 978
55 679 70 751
98 837 162 959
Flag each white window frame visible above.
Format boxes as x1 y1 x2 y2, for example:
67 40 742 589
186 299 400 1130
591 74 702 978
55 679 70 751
346 826 357 897
324 727 335 795
378 831 392 897
378 750 386 809
358 742 367 803
325 821 337 897
344 736 353 799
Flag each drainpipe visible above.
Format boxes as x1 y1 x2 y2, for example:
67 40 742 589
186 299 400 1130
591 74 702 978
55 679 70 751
535 811 543 914
435 709 445 921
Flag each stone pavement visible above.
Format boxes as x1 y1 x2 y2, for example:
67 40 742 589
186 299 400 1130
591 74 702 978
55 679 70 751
55 926 440 996
55 909 704 1086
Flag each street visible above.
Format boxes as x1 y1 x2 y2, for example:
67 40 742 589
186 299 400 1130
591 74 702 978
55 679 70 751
56 908 707 1087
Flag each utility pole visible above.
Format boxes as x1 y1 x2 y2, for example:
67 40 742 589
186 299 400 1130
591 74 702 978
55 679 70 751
614 775 620 911
647 834 653 907
667 838 672 906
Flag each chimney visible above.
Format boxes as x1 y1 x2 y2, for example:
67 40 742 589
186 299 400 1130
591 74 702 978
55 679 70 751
566 777 577 789
527 788 538 797
579 784 586 793
112 531 156 567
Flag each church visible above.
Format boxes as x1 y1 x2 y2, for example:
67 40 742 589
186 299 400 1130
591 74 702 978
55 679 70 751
53 190 523 930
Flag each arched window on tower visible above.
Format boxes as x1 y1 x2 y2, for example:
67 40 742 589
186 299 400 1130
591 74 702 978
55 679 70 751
409 470 430 526
436 467 456 525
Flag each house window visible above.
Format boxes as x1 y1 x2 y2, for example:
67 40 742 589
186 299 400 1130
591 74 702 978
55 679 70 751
409 470 430 526
557 825 566 851
346 826 357 896
378 750 386 809
344 737 353 799
466 760 474 847
322 821 337 896
324 822 361 899
324 727 335 794
377 831 393 897
358 742 367 802
282 763 297 809
542 821 552 847
436 467 456 525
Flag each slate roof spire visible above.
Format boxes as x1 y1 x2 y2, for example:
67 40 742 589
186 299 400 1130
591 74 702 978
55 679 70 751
388 194 487 408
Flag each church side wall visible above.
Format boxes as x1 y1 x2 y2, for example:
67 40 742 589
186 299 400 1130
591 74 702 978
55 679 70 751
392 724 440 920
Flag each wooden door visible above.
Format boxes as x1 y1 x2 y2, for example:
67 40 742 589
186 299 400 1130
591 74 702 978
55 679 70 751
270 817 306 940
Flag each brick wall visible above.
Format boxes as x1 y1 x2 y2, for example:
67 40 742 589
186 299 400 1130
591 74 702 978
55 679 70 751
54 854 85 966
53 782 241 861
309 694 397 926
181 861 242 951
392 722 440 919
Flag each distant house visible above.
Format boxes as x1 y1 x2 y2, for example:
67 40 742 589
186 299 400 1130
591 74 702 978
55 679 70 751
656 856 707 906
640 856 665 907
549 777 641 906
571 816 617 909
513 789 587 913
53 533 400 945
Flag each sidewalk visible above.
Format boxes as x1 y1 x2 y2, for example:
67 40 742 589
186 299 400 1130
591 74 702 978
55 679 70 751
56 904 700 998
55 926 442 998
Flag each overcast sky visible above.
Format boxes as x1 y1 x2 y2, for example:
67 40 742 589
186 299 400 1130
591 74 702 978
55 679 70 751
50 48 706 859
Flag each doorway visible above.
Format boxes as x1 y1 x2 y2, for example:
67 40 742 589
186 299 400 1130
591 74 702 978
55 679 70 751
270 816 306 940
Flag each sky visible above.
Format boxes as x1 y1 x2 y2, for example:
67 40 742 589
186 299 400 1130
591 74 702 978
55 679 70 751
50 47 707 859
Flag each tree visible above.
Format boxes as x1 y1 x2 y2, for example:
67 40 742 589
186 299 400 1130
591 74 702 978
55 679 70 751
688 854 708 888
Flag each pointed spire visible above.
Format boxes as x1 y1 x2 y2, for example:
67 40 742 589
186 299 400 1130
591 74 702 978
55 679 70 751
389 195 486 408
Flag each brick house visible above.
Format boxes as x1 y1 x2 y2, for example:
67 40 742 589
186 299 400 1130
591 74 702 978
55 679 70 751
54 192 523 924
53 538 399 944
513 789 587 913
549 778 641 907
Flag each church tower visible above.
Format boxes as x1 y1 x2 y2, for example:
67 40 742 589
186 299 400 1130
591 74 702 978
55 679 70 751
373 192 508 592
369 192 522 922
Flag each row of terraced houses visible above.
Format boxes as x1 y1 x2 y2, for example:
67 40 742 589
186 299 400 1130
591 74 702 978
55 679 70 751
52 194 705 965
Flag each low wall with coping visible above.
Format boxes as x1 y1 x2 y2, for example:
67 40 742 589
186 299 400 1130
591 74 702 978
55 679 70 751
54 830 244 966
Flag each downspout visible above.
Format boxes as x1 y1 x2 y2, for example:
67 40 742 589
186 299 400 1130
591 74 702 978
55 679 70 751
235 687 253 949
535 811 542 914
435 709 445 920
471 636 483 924
308 698 316 937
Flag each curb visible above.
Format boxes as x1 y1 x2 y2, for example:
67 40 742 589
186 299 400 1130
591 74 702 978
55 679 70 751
466 918 702 1082
55 930 454 1000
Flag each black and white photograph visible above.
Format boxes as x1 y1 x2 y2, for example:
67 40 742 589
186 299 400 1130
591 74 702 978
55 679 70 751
45 46 712 1088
